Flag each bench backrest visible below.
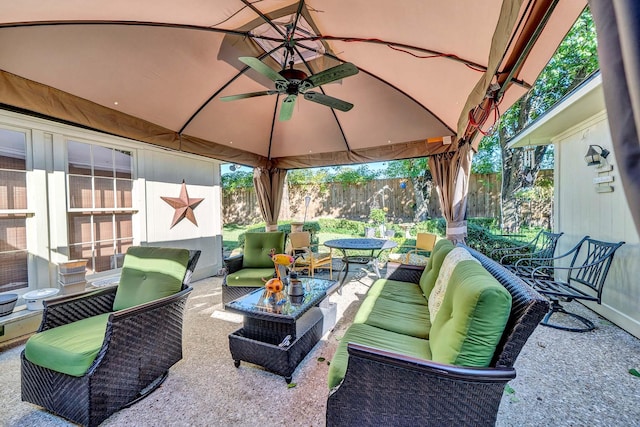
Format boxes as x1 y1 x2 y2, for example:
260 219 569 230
534 231 564 263
566 237 625 299
464 245 550 368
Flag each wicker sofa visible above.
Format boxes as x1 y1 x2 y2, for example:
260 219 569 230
326 241 549 427
21 247 200 427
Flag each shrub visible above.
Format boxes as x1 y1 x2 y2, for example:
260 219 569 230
237 221 321 247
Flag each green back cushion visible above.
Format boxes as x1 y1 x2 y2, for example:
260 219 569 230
25 313 110 376
429 260 512 367
242 232 285 268
419 239 454 296
113 247 190 311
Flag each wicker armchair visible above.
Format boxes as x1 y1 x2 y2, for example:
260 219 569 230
326 245 549 427
21 247 200 427
222 231 285 304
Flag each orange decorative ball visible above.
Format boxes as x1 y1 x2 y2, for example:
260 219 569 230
264 277 283 293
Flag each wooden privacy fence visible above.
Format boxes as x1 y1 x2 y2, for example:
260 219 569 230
223 173 521 225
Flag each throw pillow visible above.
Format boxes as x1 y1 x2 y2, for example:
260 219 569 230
428 247 479 323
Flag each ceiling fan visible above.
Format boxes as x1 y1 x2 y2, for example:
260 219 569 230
221 56 359 121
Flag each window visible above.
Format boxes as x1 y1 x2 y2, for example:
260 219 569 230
0 129 28 292
67 141 134 273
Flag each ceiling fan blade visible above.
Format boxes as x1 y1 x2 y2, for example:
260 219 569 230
239 57 287 83
303 92 354 112
220 90 278 101
279 95 297 121
299 63 359 91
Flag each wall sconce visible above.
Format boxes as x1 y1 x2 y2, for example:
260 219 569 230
584 144 610 166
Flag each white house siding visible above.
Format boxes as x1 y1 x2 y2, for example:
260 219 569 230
0 109 222 292
554 113 640 338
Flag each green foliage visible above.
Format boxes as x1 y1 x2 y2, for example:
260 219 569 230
237 221 321 247
465 223 517 260
384 158 429 178
287 168 329 185
414 218 446 235
474 8 598 175
514 185 552 202
472 134 501 174
329 165 379 187
368 208 387 225
317 218 366 235
222 170 253 191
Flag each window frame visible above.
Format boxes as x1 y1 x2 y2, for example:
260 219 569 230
65 139 137 275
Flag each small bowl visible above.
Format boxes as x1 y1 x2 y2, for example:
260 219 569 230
0 293 19 317
22 288 60 310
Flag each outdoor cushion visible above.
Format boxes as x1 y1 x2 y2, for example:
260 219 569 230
366 279 427 306
354 295 431 339
419 239 455 296
327 323 431 389
113 247 190 311
224 267 275 287
429 247 479 323
24 313 110 377
242 232 285 268
429 260 512 367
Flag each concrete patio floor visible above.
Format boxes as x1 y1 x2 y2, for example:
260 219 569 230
1 266 639 426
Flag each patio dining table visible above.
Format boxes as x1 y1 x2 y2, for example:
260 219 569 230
324 238 397 293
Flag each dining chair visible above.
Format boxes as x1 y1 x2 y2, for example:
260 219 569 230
288 231 333 279
390 232 437 266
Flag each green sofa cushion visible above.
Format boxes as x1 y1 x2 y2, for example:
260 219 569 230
429 260 512 367
328 323 431 389
242 232 285 268
113 247 190 311
419 239 454 296
225 267 275 287
24 313 110 377
354 295 431 339
366 279 427 306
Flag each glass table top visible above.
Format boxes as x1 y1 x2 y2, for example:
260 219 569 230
225 277 337 320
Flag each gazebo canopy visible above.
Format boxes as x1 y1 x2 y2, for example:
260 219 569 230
0 0 586 169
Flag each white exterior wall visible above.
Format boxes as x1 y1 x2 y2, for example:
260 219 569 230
554 112 640 337
0 109 222 290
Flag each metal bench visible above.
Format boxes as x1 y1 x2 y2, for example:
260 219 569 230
519 236 625 332
491 230 564 279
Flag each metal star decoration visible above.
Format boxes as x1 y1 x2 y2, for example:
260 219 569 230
161 180 204 229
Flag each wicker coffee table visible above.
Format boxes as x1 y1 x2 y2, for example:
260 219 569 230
225 277 338 383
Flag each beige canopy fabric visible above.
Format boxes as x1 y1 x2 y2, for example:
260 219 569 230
0 1 586 169
428 143 473 244
0 1 587 235
253 167 288 231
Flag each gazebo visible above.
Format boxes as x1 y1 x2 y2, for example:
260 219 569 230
0 0 639 240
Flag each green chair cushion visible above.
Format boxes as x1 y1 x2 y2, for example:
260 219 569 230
225 267 275 287
24 313 110 377
113 247 190 311
242 232 285 268
327 323 431 389
419 239 454 297
354 295 431 339
366 279 427 306
429 260 512 367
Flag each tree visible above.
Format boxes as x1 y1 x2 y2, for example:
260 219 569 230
482 8 599 231
385 158 433 221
